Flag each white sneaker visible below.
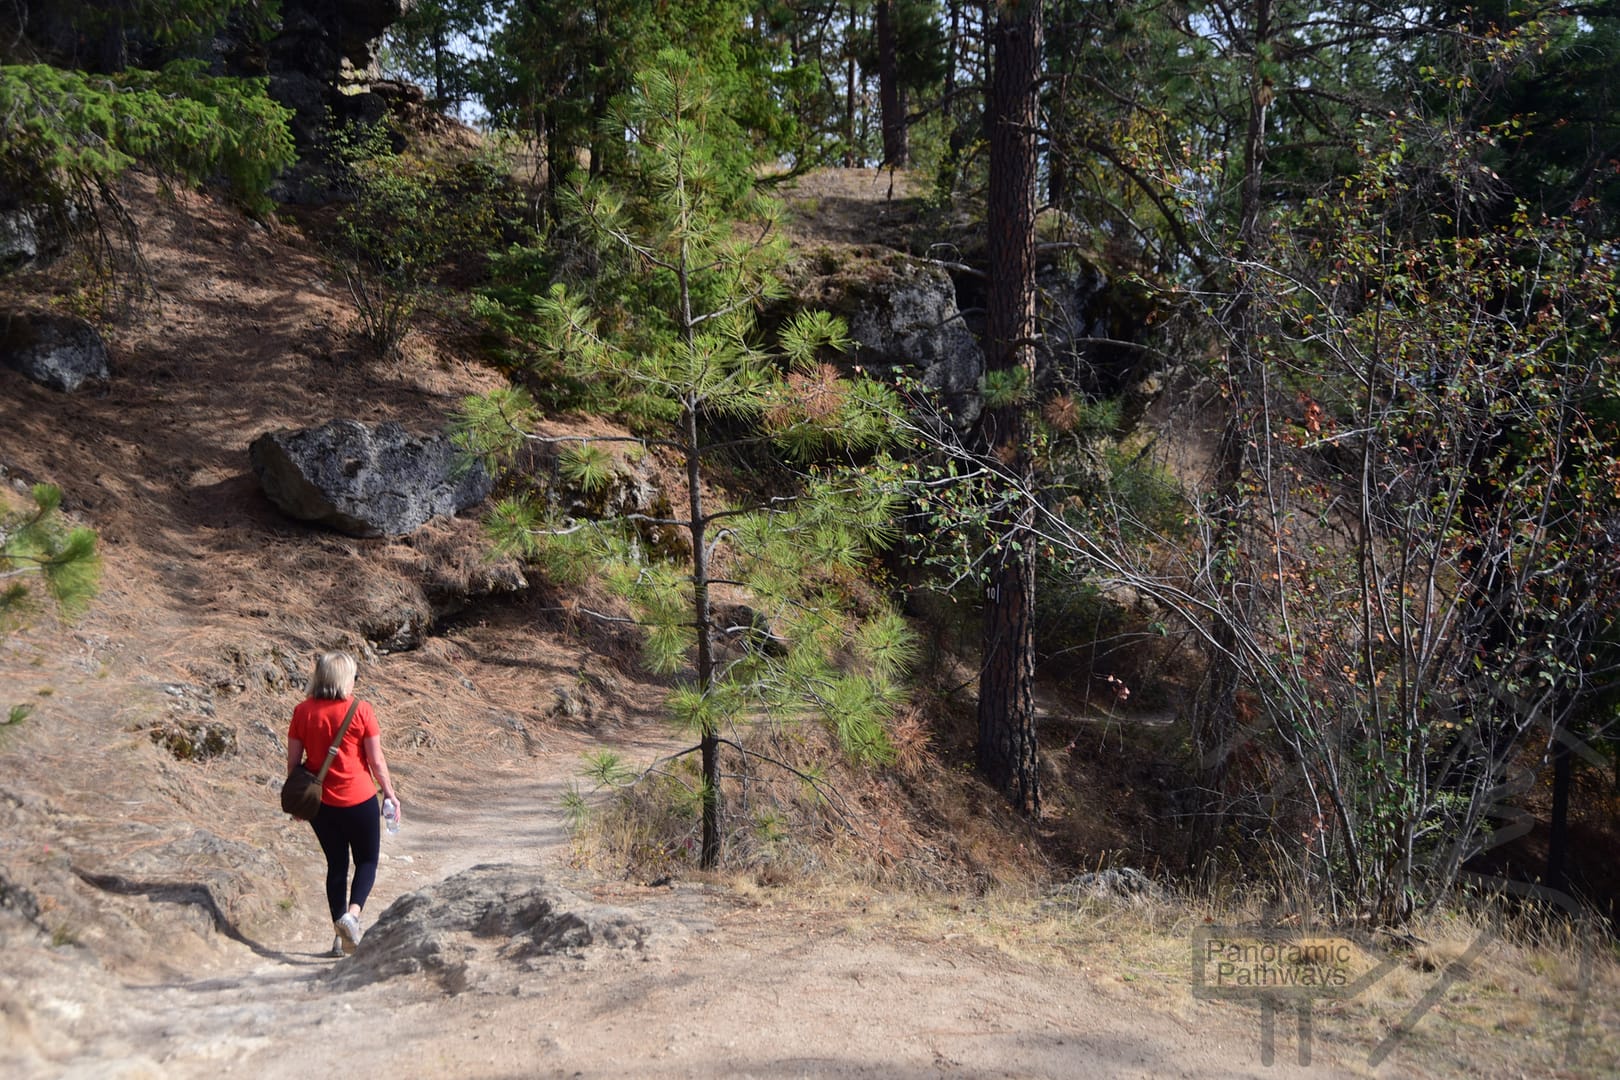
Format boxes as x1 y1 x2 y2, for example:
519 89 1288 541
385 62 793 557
326 934 345 958
335 913 362 954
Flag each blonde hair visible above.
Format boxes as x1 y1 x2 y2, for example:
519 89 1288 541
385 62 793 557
306 651 357 700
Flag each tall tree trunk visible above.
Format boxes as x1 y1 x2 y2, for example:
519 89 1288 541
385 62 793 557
679 238 720 866
532 103 553 224
977 0 1043 815
431 23 447 103
688 397 720 868
589 3 610 178
845 0 859 167
877 0 908 167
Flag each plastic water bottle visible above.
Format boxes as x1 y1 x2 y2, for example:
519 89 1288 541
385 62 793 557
382 797 400 834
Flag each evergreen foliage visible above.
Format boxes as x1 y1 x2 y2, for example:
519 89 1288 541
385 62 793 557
0 1 294 276
0 62 292 201
0 483 101 628
459 55 916 868
382 0 488 110
8 0 1617 921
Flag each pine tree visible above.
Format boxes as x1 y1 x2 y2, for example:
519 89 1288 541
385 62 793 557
1 483 100 728
382 0 491 111
459 53 916 868
0 484 99 627
973 0 1043 816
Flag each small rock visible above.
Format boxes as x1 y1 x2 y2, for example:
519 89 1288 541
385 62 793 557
1 313 110 393
356 602 430 653
1046 867 1164 907
149 718 237 761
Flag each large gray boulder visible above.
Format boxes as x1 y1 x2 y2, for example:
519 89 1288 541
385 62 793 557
250 419 491 537
844 261 984 428
1 314 109 393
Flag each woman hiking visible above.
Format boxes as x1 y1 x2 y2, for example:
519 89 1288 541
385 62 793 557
286 650 400 955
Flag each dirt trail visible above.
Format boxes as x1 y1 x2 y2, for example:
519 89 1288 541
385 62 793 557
4 731 1358 1080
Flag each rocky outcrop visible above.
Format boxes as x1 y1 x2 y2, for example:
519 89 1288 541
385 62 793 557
842 259 984 428
795 242 1160 436
354 601 432 654
266 0 411 199
249 419 491 538
1 314 110 393
422 556 529 625
714 603 789 658
1035 262 1110 384
523 446 687 561
347 521 530 653
1035 262 1165 436
327 864 658 994
0 206 68 274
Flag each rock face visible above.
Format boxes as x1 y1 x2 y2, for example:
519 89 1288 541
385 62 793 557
1036 263 1111 384
0 206 67 274
1035 263 1166 437
843 260 984 428
266 0 411 199
328 864 655 993
1 314 110 393
249 419 491 537
714 603 789 658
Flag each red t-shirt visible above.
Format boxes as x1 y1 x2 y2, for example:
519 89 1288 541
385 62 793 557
288 697 381 808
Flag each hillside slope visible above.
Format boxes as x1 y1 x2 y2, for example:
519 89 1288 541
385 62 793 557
0 173 1612 1079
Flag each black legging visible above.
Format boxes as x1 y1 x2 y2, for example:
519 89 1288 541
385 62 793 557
310 796 380 921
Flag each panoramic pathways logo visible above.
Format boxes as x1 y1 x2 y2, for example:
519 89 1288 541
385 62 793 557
1193 926 1401 1067
1194 915 1594 1068
1201 935 1357 990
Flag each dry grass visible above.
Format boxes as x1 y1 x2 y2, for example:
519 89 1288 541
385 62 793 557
741 877 1618 1077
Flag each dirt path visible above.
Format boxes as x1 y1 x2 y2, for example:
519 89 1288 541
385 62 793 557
6 729 1367 1080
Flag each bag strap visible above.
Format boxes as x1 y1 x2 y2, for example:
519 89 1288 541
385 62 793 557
313 698 362 783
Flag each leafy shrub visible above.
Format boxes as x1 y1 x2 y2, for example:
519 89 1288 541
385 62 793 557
327 122 511 357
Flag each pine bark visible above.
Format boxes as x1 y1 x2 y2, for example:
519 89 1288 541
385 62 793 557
976 0 1042 815
877 0 908 167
